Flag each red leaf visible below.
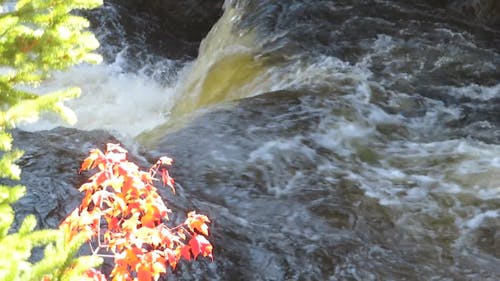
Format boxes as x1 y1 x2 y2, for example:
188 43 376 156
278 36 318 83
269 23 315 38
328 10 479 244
108 216 120 231
137 266 152 281
189 235 201 258
195 234 213 258
91 171 108 187
84 268 107 281
180 245 191 261
161 168 175 193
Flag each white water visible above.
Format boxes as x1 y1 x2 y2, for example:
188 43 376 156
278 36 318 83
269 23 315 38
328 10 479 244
19 53 179 138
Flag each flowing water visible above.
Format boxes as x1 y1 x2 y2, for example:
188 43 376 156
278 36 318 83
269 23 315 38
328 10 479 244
17 0 500 280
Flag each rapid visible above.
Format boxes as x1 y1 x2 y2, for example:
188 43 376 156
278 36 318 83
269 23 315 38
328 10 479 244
14 0 500 280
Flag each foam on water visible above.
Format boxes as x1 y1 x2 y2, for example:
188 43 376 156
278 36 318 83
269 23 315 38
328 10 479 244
228 27 500 261
442 83 500 101
19 57 178 138
465 210 499 229
4 0 180 139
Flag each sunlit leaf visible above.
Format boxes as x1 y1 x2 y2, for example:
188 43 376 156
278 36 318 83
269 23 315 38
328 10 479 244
65 144 213 280
186 211 211 236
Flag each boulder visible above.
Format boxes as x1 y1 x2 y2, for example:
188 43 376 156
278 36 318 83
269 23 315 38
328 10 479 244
82 0 224 60
10 128 120 230
115 0 224 43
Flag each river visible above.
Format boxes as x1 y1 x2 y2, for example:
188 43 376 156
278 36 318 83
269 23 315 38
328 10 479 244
14 0 500 280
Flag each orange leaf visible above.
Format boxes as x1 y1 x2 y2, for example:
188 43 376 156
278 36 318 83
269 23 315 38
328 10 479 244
140 213 157 228
139 171 153 184
78 191 93 211
110 259 131 281
186 212 211 236
80 149 105 172
137 267 152 281
166 248 181 268
79 182 95 192
80 157 94 173
123 247 142 267
152 258 167 279
91 190 109 207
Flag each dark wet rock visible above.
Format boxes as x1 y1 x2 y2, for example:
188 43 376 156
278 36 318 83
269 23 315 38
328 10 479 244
10 128 120 230
80 0 223 63
1 128 119 265
89 0 222 59
82 3 194 61
129 0 224 43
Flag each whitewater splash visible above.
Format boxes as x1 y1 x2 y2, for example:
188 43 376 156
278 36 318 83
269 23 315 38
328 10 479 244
19 3 263 139
19 57 176 138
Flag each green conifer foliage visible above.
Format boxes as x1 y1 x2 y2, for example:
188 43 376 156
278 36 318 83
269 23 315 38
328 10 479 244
0 0 103 280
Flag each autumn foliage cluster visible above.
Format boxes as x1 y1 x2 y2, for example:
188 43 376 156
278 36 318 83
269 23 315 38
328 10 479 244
59 143 213 281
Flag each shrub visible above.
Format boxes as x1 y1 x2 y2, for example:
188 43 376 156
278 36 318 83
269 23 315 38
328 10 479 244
61 143 213 280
